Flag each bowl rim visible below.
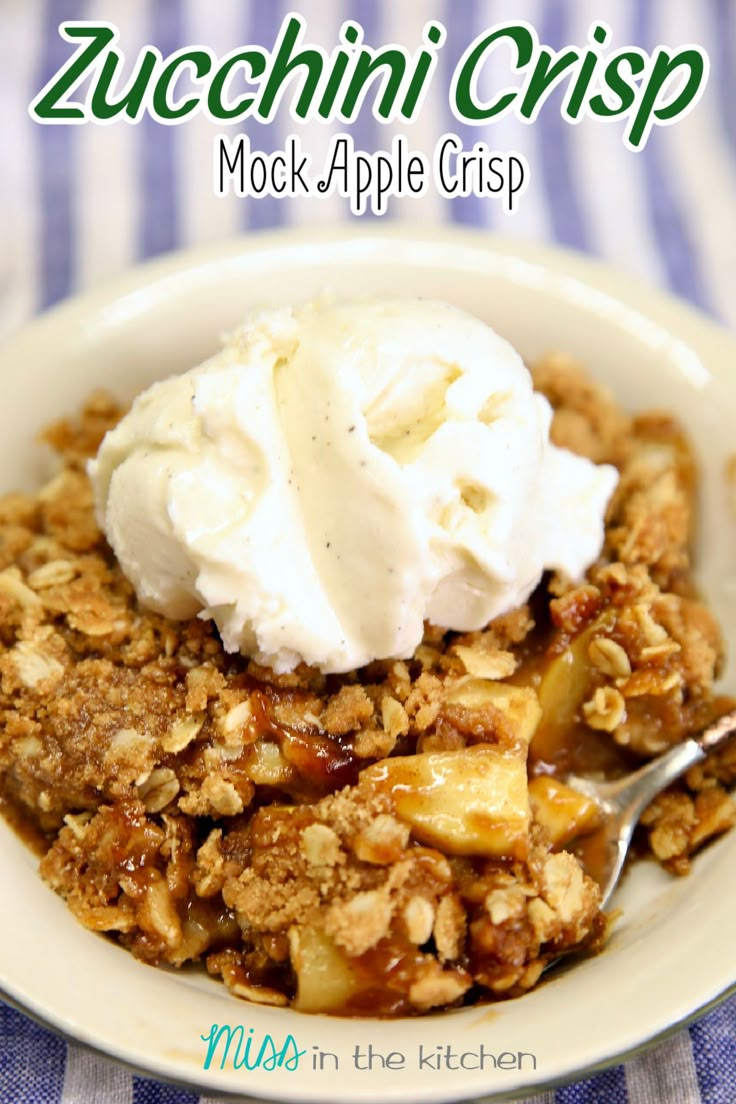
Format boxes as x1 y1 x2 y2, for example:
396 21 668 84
1 223 735 1103
3 222 731 354
2 979 734 1104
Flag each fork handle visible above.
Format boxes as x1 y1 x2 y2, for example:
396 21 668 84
593 706 736 820
617 739 708 819
696 706 736 753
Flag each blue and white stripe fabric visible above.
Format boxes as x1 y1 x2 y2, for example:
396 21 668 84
1 2 735 1102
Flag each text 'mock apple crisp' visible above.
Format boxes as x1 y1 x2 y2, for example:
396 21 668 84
1 351 735 1016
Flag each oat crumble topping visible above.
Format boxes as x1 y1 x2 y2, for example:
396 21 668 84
0 364 733 1016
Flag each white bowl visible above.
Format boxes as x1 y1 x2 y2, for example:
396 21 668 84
1 227 735 1103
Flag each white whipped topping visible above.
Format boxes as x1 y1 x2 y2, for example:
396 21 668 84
89 297 618 673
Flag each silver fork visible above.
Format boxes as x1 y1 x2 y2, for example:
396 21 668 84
565 707 736 907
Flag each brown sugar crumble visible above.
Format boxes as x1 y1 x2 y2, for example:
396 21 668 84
1 364 734 1016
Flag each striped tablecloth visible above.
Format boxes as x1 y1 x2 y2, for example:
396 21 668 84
1 2 735 1103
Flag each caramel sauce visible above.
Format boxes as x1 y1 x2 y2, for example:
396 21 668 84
529 721 633 778
251 690 362 795
571 827 615 891
341 938 456 1017
511 614 634 779
0 794 50 857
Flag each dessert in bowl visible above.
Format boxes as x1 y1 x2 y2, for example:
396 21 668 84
1 228 735 1100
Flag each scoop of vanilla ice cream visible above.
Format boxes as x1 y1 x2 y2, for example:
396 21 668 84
89 297 618 673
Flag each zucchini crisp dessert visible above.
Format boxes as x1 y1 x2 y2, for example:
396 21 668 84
1 296 734 1016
